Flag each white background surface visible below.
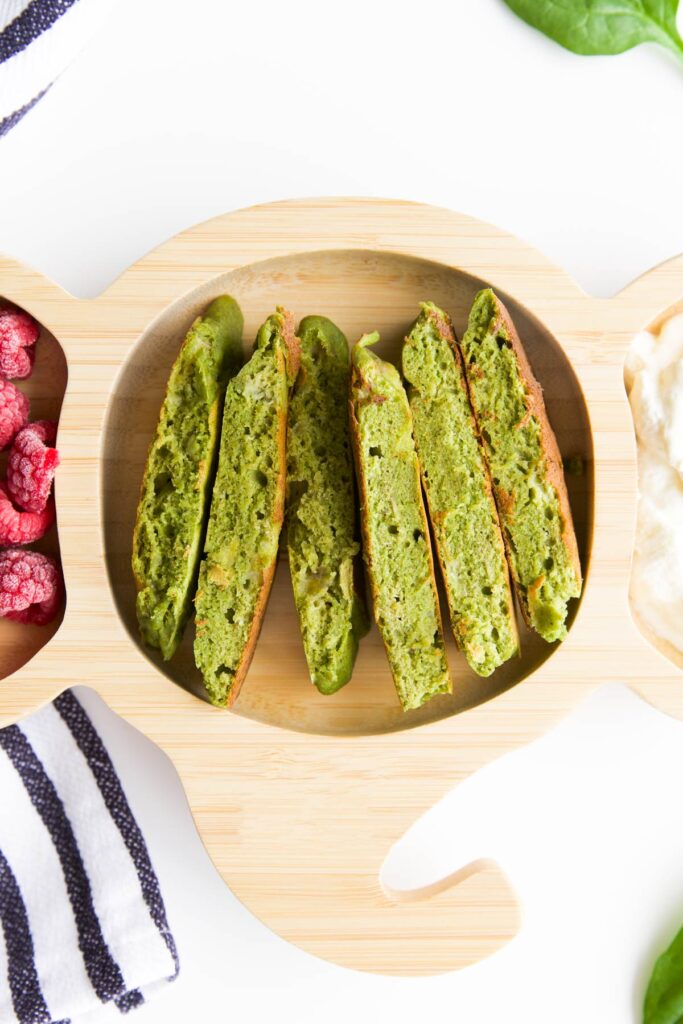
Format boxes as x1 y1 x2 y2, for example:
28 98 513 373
2 1 683 1021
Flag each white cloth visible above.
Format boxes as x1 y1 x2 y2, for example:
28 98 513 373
0 0 113 136
0 689 179 1023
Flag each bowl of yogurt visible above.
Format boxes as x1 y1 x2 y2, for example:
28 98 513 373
626 311 683 668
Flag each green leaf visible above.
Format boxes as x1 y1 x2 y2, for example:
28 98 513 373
502 0 683 62
644 923 683 1024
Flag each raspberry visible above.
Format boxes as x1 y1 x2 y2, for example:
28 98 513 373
0 379 29 449
7 421 60 513
0 483 55 544
0 304 40 380
0 548 62 625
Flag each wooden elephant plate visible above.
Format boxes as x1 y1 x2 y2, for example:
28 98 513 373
1 198 681 975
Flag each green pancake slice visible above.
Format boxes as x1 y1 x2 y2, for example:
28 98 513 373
350 332 451 711
402 302 519 676
460 289 582 642
132 295 244 660
286 315 369 695
194 307 300 708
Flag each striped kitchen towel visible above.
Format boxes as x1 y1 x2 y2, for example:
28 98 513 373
0 0 114 137
0 689 179 1023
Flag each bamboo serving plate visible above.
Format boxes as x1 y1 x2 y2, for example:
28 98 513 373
1 198 682 976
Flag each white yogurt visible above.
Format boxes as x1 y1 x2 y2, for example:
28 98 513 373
625 313 683 658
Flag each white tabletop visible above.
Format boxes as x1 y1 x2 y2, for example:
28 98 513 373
1 2 683 1021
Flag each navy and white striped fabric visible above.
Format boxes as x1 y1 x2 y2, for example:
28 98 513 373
0 0 112 137
0 690 179 1023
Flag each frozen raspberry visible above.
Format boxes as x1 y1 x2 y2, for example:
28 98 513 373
7 421 60 513
0 548 62 625
0 483 55 544
0 304 40 380
0 379 29 449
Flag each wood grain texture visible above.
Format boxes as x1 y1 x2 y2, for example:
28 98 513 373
0 198 682 975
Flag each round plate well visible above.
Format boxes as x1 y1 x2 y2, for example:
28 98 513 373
102 249 593 735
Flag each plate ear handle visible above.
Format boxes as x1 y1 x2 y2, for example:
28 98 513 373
614 253 683 335
0 254 81 343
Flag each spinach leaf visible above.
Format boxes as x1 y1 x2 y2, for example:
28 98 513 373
644 923 683 1024
501 0 683 62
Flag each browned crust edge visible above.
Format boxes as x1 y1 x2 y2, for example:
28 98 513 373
227 551 280 708
278 305 301 382
225 313 298 708
348 352 451 707
419 306 519 660
467 294 582 626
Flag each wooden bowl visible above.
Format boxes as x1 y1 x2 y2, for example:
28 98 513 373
1 198 681 975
